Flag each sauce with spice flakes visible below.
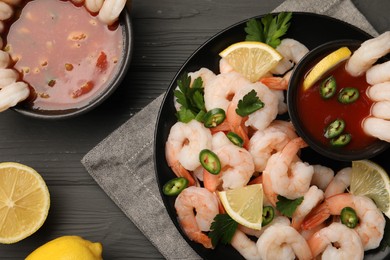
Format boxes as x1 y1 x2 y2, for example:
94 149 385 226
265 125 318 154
6 0 123 111
297 60 376 151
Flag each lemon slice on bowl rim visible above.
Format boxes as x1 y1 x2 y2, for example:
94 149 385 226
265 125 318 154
218 184 263 230
0 162 50 244
350 160 390 218
219 41 282 83
302 46 352 91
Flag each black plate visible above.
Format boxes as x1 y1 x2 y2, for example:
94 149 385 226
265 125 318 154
154 12 390 259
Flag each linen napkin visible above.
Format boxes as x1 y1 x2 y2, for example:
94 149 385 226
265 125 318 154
81 0 378 259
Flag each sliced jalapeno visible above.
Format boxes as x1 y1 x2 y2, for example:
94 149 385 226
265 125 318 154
338 87 359 104
203 108 226 128
227 132 244 147
199 149 221 174
262 206 275 226
324 119 345 139
162 177 189 196
330 133 351 147
340 207 358 228
319 76 337 99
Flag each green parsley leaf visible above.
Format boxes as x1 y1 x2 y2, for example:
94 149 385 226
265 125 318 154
235 89 264 117
379 215 390 251
276 195 304 218
245 12 292 48
208 214 238 247
174 72 206 123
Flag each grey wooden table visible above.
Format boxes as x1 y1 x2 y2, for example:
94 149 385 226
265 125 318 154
1 0 390 259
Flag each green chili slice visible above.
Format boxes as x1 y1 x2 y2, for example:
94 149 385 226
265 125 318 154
338 87 359 104
262 206 275 226
319 76 337 99
324 119 345 139
199 149 221 175
340 207 358 228
203 108 226 128
330 133 351 147
227 132 244 147
162 177 189 196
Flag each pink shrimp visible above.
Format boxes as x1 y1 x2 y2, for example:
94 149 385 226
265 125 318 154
302 193 385 250
259 70 292 90
262 137 312 206
174 186 219 248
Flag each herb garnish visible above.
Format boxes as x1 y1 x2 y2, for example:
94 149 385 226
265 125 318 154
208 214 238 247
235 89 264 117
245 12 292 48
276 195 304 218
174 73 206 123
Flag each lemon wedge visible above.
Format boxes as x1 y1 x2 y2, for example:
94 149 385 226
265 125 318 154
218 184 263 230
0 162 50 244
350 160 390 218
219 41 282 82
303 47 352 91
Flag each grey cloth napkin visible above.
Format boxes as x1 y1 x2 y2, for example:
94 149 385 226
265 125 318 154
81 0 378 259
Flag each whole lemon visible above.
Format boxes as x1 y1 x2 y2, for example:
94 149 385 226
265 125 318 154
25 235 103 260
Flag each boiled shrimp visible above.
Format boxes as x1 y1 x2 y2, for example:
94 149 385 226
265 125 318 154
204 71 251 112
0 1 13 21
363 117 390 142
219 58 234 74
1 0 21 6
366 60 390 85
0 50 10 69
263 137 313 205
291 185 324 230
259 70 292 90
165 120 212 185
230 81 279 131
307 222 364 260
311 164 334 191
0 68 19 88
367 82 390 101
174 186 219 249
203 141 254 191
0 82 30 112
346 31 390 77
98 0 126 25
232 216 290 259
302 193 385 250
248 121 293 172
256 221 312 260
371 101 390 120
270 38 309 75
85 0 103 13
324 167 351 198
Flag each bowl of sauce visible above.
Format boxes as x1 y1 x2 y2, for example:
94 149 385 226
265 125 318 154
287 39 389 161
4 0 132 119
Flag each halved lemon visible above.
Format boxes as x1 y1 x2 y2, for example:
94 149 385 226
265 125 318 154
350 160 390 218
219 41 282 82
0 162 50 244
303 46 352 91
218 184 263 230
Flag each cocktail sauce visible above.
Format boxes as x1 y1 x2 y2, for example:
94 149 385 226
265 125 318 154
297 60 376 150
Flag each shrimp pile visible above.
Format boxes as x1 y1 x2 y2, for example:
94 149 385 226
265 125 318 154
164 37 388 260
0 0 127 112
345 31 390 142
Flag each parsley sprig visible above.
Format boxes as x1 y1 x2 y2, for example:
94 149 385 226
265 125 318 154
174 73 206 123
276 195 303 218
208 214 238 247
245 12 292 48
235 89 264 117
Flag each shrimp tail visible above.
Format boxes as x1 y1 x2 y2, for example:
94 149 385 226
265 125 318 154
203 168 220 192
171 162 196 186
301 202 330 230
259 77 288 90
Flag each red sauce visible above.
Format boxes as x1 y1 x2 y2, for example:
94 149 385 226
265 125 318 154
6 0 123 111
297 60 376 151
